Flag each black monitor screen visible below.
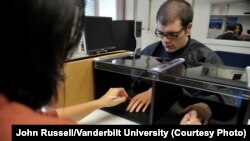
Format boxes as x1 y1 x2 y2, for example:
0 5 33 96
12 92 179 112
84 16 115 55
112 20 136 51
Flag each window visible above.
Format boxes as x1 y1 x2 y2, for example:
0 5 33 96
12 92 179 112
85 0 124 20
85 0 95 16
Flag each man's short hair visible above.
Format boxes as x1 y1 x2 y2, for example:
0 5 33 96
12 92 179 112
226 24 236 32
156 0 193 27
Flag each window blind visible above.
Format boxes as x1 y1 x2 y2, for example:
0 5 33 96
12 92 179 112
85 0 95 16
99 0 117 20
85 0 123 20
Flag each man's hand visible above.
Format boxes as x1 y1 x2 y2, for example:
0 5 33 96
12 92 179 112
126 88 152 112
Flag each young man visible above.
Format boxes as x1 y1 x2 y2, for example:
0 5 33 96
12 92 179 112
126 0 233 125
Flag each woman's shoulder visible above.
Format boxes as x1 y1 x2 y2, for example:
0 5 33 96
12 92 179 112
240 33 245 40
0 100 74 141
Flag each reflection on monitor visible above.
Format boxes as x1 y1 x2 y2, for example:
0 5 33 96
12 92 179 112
84 16 115 55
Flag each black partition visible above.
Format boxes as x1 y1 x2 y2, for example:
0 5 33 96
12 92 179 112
93 54 250 124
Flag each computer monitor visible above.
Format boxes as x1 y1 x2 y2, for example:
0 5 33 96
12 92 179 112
112 20 136 51
83 16 115 55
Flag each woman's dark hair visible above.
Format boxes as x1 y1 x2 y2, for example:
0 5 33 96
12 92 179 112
236 23 243 35
0 0 85 110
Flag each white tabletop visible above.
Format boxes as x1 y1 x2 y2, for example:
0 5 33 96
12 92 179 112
78 109 250 125
77 109 138 125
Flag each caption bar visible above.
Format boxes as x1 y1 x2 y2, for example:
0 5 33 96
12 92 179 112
12 125 249 139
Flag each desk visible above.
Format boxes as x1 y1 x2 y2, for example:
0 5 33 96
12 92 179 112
77 109 138 125
78 109 250 125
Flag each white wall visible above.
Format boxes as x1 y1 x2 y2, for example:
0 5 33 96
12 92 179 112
137 0 150 30
149 0 166 31
125 0 150 30
125 0 134 20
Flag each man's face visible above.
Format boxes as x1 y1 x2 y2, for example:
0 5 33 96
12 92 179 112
155 19 191 53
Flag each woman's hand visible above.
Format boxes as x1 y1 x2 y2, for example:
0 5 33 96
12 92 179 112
97 87 128 108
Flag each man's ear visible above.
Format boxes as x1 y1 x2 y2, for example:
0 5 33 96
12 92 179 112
187 23 192 35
